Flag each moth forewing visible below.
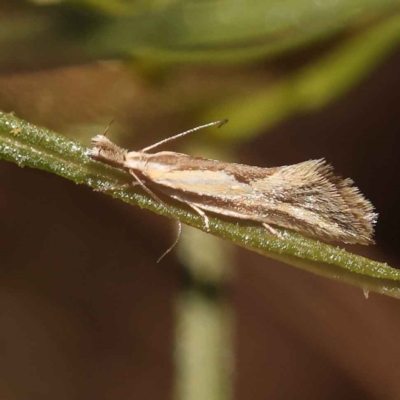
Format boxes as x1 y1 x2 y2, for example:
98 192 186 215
135 154 376 245
89 123 377 259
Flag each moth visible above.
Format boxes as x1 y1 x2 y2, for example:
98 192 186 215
89 120 377 260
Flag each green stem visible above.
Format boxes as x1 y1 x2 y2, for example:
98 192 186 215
0 112 398 298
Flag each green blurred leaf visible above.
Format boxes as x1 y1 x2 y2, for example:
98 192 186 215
203 14 400 141
85 0 400 63
3 0 398 72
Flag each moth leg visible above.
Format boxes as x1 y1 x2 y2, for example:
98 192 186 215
262 222 284 240
168 197 210 232
127 169 183 263
94 182 138 192
187 204 211 232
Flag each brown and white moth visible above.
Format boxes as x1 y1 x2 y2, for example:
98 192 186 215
89 120 377 259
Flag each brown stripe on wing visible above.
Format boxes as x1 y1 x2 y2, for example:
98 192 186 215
147 152 278 180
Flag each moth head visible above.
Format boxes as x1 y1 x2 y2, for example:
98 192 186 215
90 135 128 168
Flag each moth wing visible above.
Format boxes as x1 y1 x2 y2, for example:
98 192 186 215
142 152 258 197
233 159 376 243
250 159 333 202
146 168 256 197
140 154 375 244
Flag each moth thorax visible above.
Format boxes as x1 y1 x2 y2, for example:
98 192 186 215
124 151 148 171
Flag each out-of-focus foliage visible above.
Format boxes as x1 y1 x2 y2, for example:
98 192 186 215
7 1 400 65
204 14 400 141
3 1 398 139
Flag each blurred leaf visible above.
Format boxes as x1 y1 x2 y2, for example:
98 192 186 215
88 0 400 63
1 112 398 298
64 0 175 15
203 13 400 141
2 1 400 71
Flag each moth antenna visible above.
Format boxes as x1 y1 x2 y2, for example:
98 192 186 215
140 119 228 153
129 170 182 262
103 119 115 137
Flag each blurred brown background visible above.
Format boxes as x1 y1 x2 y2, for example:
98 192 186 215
1 2 400 400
